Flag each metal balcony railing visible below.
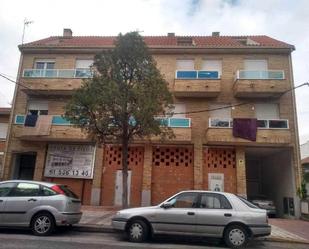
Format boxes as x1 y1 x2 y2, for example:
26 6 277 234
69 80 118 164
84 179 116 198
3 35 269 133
209 118 289 129
235 70 285 80
175 70 220 79
15 115 191 128
23 69 92 78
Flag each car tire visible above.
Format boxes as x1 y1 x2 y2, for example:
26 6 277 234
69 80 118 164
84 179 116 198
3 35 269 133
224 224 248 248
126 219 149 242
31 212 55 236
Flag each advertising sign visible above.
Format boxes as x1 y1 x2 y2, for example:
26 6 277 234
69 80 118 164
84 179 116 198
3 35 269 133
44 144 95 179
208 173 224 192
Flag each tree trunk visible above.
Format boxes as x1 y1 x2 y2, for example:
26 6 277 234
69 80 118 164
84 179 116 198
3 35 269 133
121 135 129 208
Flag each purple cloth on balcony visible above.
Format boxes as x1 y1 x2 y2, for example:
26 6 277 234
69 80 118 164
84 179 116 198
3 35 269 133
24 114 38 127
232 118 257 141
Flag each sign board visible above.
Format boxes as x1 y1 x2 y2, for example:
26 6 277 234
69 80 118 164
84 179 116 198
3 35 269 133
44 144 95 179
208 173 224 192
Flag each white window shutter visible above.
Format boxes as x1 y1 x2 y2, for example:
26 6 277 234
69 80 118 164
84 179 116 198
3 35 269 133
209 104 231 118
0 123 8 139
244 60 268 71
28 101 48 111
75 59 93 69
176 60 194 70
201 60 222 76
255 104 279 119
172 104 186 118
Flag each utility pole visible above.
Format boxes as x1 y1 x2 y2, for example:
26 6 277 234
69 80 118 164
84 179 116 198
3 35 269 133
21 18 33 45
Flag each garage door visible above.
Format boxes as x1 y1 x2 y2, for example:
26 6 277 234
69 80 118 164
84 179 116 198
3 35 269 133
203 147 236 193
151 146 194 205
101 146 144 207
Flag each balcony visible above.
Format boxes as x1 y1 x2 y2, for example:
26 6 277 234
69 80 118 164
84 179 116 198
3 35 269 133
23 69 92 78
14 115 191 143
233 70 289 98
21 69 92 96
206 118 291 146
173 70 221 97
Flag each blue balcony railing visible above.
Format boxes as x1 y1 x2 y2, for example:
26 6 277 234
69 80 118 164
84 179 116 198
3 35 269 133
23 69 92 78
15 115 191 128
236 70 285 80
176 70 219 79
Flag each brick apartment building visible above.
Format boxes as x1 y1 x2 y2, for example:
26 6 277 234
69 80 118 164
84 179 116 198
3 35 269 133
0 107 10 177
2 29 302 217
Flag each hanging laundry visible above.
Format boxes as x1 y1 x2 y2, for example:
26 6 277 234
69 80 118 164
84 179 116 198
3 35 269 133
24 114 38 127
232 118 257 141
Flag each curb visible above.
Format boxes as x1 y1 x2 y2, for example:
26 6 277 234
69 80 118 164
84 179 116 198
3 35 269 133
73 225 115 234
73 224 309 244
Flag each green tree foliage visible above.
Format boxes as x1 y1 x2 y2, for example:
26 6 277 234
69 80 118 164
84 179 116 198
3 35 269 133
65 32 174 207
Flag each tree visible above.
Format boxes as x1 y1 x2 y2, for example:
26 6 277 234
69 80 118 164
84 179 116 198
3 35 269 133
65 32 174 208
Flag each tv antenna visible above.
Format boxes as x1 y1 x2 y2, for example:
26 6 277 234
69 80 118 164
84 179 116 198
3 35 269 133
21 18 33 45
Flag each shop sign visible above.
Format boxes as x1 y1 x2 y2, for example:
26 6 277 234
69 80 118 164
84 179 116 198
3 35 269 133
44 144 95 179
208 173 224 192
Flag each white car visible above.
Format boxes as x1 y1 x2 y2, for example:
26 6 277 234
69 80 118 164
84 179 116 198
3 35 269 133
112 190 271 248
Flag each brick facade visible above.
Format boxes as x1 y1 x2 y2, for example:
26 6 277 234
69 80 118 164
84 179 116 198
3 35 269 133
2 33 301 216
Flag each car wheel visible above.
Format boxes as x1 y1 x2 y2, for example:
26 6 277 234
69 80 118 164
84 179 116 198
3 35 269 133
31 212 55 236
224 225 248 248
127 220 149 242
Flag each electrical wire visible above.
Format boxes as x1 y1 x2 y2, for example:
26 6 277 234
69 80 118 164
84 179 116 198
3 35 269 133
0 72 32 90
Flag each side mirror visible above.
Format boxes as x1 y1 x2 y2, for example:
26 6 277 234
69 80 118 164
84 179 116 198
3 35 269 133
161 202 173 209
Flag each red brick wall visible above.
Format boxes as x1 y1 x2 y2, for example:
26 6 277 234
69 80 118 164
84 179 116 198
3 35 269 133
151 146 194 205
101 146 144 207
44 177 92 205
203 147 237 193
0 141 5 152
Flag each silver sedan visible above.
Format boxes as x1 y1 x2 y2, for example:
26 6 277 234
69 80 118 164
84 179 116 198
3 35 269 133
0 180 82 235
112 190 271 248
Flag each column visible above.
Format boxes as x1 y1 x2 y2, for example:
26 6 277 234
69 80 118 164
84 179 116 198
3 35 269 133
236 147 247 197
90 145 104 206
141 144 152 206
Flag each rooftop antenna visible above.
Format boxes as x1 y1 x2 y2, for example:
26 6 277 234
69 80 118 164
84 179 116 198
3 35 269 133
21 18 33 45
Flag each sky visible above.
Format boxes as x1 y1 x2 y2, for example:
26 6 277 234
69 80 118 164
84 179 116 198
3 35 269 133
0 0 308 143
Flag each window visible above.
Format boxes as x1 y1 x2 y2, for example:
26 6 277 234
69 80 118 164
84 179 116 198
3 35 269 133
201 60 222 78
35 60 55 70
200 193 232 209
0 123 8 139
75 59 93 69
237 196 259 209
255 103 279 119
75 59 93 78
41 186 57 196
10 182 40 197
172 104 186 118
176 59 194 70
244 60 268 71
209 104 232 127
168 192 198 208
27 101 48 115
0 182 15 197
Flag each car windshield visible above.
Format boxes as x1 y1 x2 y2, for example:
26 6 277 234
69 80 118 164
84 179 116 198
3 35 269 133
59 185 79 199
237 195 260 209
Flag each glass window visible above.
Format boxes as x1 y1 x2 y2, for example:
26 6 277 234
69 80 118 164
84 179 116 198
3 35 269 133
200 193 232 209
0 182 15 197
168 192 198 208
237 196 259 209
10 182 40 197
35 61 55 70
41 186 57 196
0 123 8 139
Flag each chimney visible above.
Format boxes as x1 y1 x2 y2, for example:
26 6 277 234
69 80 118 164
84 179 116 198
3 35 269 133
63 28 73 37
167 32 175 37
212 31 220 37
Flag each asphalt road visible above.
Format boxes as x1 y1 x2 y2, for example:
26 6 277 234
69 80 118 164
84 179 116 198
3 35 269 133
0 228 308 249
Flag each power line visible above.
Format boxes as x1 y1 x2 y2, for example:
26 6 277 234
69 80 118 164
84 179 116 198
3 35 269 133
0 71 308 115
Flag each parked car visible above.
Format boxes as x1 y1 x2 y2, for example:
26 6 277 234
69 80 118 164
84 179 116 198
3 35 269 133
249 195 277 217
0 180 82 235
112 190 271 248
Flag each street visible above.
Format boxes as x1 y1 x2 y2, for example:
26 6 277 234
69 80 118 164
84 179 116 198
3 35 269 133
0 228 308 249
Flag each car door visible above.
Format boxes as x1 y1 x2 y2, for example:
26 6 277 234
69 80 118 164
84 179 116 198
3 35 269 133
153 192 199 234
2 182 41 226
195 193 234 237
0 182 16 224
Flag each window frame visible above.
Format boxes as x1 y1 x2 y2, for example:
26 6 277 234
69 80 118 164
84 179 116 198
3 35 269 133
8 182 41 197
166 192 199 208
198 192 233 210
0 182 17 197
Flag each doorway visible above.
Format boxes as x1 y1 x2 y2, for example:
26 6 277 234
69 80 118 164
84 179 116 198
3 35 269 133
12 153 36 180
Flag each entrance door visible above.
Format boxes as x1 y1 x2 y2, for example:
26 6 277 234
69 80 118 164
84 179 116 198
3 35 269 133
114 170 132 206
12 154 36 180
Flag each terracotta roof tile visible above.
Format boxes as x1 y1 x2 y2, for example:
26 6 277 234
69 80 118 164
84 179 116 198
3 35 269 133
20 35 294 49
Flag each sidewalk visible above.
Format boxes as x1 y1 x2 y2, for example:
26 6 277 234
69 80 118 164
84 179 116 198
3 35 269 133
75 206 309 244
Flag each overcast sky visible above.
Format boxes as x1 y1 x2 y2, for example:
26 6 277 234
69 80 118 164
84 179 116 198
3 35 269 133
0 0 308 143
